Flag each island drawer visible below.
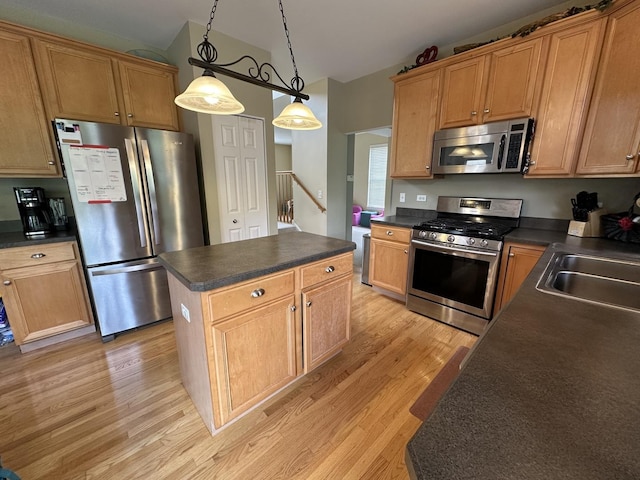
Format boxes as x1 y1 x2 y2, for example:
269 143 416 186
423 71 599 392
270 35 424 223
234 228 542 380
0 241 77 271
300 252 353 289
207 269 296 321
370 224 411 243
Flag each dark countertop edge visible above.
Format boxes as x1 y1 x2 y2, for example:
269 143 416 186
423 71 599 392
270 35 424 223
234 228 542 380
0 230 77 248
159 237 356 292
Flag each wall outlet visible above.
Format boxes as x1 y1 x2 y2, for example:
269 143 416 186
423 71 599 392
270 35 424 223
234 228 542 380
181 303 190 322
317 189 323 199
417 195 427 202
399 192 406 203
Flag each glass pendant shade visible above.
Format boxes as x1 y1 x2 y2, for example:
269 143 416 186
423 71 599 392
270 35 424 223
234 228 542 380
273 99 322 130
174 75 245 114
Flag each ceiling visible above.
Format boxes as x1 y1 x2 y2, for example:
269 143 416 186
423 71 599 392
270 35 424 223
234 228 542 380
4 0 580 85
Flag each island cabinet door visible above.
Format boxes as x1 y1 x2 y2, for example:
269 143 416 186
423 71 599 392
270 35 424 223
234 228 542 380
209 296 298 427
301 275 352 373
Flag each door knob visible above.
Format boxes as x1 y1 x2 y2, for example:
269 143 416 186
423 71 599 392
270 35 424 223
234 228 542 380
233 219 238 224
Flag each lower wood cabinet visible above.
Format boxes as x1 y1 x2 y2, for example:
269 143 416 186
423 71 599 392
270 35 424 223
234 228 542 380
494 242 546 314
0 241 94 346
210 296 298 426
369 225 411 296
167 251 354 433
302 274 352 373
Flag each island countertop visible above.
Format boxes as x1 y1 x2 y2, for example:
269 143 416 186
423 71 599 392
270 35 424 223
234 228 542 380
406 240 640 479
158 231 356 292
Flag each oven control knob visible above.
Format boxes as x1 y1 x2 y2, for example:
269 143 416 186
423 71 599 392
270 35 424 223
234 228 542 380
419 230 428 239
480 239 489 247
467 238 475 245
447 235 455 243
430 232 437 240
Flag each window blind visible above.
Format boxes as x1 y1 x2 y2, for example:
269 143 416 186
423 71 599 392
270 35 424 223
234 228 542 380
367 144 388 209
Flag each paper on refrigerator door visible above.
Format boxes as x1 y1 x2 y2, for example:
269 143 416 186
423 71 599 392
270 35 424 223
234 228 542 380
68 146 128 203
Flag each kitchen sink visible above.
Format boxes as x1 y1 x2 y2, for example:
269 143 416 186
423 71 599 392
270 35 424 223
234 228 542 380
536 252 640 312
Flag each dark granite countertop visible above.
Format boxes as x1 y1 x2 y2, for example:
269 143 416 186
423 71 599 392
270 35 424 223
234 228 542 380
371 207 437 229
158 231 356 292
0 229 77 249
407 238 640 479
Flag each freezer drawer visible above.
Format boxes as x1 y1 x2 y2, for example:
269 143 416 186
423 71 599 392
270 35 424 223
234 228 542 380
87 258 171 339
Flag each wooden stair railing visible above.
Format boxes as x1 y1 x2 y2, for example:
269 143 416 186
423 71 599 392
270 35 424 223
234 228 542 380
276 171 326 223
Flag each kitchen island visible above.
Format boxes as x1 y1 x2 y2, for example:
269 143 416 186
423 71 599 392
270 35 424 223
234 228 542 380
158 232 355 434
406 238 640 479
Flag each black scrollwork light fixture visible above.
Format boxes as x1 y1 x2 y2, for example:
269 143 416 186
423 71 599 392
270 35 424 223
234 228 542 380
175 0 322 130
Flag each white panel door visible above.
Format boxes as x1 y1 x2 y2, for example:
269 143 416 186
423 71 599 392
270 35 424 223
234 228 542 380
213 116 269 243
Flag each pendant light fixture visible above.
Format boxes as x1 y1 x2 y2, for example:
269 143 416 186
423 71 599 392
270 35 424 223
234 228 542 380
175 0 322 131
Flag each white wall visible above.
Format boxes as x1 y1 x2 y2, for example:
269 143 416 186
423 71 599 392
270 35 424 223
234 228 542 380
275 145 292 171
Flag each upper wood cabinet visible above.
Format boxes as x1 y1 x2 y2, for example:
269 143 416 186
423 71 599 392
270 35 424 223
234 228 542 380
577 0 640 176
526 18 606 177
118 60 181 131
0 30 59 177
34 39 124 125
34 39 181 131
439 37 546 129
389 68 440 178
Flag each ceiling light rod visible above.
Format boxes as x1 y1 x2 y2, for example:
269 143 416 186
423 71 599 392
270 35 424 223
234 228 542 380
188 0 309 101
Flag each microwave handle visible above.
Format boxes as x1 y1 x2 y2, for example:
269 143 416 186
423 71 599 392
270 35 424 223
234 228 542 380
497 134 506 170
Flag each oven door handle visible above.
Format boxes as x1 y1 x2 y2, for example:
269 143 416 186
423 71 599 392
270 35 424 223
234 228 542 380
411 239 499 257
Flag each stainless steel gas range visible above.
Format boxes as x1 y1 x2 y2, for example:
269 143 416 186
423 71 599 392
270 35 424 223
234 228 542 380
406 196 523 335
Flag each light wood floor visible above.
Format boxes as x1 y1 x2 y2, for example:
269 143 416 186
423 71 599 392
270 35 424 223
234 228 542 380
0 275 476 479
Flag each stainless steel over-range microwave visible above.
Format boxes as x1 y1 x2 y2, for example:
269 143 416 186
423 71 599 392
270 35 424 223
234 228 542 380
432 117 534 174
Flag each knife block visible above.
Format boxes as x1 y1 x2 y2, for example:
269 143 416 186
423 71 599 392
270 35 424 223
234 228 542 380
568 208 606 237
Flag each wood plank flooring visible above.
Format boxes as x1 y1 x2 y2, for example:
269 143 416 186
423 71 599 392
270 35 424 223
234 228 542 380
0 275 476 479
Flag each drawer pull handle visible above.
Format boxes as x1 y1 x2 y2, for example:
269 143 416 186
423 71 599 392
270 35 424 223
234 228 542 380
31 253 46 259
325 266 335 273
3 280 10 286
251 288 265 298
386 230 394 236
306 301 312 307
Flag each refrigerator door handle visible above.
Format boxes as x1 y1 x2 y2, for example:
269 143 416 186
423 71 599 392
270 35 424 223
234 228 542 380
140 139 161 247
124 138 149 249
91 262 165 276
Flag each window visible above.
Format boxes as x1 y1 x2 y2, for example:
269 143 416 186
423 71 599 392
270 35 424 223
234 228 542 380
367 144 388 209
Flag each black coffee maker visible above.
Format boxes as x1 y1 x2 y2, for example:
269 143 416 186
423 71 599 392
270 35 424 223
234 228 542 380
14 187 54 237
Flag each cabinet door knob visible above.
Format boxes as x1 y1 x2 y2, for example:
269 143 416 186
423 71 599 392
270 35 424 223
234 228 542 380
127 113 134 118
290 305 297 312
509 253 515 257
483 108 490 113
3 280 10 286
251 288 265 298
425 165 431 170
325 266 335 273
114 112 120 116
48 160 56 165
386 230 394 236
31 253 46 259
404 249 408 254
306 301 312 307
529 160 536 165
626 154 635 160
471 111 478 115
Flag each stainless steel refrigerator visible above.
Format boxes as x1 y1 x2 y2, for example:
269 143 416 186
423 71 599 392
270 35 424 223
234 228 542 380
53 119 204 341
